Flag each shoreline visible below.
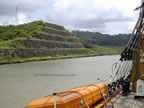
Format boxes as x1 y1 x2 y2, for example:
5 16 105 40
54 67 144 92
0 53 119 65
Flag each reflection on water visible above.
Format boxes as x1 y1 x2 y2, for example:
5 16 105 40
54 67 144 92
0 55 119 108
33 73 76 77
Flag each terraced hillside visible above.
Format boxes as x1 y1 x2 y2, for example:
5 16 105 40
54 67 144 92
0 21 88 63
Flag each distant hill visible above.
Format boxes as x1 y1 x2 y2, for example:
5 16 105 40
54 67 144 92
72 31 131 48
0 21 88 63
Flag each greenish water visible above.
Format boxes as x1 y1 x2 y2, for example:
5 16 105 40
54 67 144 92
0 55 119 108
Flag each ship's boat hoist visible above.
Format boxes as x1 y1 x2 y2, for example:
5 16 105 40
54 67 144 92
24 1 144 108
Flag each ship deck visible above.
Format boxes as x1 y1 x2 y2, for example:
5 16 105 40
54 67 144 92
111 92 144 108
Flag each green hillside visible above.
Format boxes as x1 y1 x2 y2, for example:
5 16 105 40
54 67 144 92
0 21 123 64
0 21 88 64
72 31 131 47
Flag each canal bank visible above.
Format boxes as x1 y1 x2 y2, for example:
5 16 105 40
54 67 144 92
0 53 120 65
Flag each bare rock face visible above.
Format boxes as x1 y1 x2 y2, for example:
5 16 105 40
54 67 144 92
33 33 80 43
0 49 87 58
22 39 83 49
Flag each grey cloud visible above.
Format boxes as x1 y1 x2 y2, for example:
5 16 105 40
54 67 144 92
46 5 134 32
0 0 137 34
0 0 49 17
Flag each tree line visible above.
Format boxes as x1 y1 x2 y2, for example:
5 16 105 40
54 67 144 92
72 31 131 48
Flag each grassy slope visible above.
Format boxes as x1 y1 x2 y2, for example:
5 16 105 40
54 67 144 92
88 46 122 54
0 21 75 49
0 21 122 64
0 20 44 49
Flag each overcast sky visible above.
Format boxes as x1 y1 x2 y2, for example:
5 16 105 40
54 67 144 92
0 0 141 34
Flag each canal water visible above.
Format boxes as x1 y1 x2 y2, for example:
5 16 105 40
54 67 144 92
0 55 119 108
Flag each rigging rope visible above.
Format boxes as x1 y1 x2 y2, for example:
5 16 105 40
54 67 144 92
108 9 144 95
41 7 144 108
40 95 53 108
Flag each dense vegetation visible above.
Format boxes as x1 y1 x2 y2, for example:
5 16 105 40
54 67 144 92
0 20 89 64
0 21 43 41
72 31 131 48
0 21 124 64
0 20 45 49
0 20 80 49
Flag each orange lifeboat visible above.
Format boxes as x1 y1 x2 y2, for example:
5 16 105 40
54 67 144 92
25 83 109 108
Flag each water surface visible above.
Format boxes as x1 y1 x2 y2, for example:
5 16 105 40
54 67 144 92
0 55 119 108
